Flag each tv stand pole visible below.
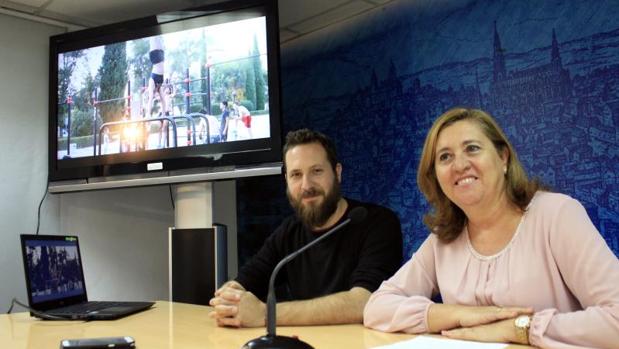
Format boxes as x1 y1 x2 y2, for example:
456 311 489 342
174 182 213 228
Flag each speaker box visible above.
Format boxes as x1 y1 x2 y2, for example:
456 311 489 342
168 225 227 305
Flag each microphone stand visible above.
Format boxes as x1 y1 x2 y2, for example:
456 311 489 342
242 217 355 349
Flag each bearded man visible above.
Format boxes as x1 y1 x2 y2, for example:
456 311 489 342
209 128 403 327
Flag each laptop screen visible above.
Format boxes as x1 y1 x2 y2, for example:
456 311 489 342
21 235 87 306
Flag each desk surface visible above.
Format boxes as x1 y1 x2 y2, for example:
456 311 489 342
0 301 533 348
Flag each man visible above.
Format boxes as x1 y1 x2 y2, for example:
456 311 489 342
209 128 403 328
218 101 230 142
231 101 253 140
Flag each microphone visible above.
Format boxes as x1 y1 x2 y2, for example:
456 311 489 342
242 206 368 349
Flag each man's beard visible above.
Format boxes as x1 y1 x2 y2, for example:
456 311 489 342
287 181 341 230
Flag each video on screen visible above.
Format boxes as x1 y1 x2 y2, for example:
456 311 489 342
25 242 84 303
56 16 270 159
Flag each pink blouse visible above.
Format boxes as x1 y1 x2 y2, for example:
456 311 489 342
364 192 619 348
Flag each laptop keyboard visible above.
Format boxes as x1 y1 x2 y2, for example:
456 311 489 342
52 301 136 314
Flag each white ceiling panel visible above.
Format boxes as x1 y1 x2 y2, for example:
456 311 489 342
44 0 201 26
277 0 352 28
2 0 48 9
279 28 303 43
0 0 393 42
286 1 374 34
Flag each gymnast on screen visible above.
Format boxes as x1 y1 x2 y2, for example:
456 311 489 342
363 108 619 348
146 35 169 148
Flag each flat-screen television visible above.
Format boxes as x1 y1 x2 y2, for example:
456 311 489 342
48 0 282 182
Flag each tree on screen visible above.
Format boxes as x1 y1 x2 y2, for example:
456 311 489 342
252 35 266 111
200 30 210 113
245 59 257 111
98 42 128 124
71 74 97 138
58 50 85 133
129 38 150 95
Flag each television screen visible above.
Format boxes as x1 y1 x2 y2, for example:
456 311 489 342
49 0 281 182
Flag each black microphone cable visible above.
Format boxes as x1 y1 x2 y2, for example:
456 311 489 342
35 179 50 236
6 298 79 321
169 184 175 210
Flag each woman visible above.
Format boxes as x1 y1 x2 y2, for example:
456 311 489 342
146 35 168 148
147 35 166 118
363 108 619 348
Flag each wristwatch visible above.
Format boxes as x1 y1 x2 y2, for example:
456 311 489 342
514 315 531 344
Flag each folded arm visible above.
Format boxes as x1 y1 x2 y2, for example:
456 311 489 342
438 197 619 348
363 236 531 338
277 287 370 326
210 284 370 327
528 197 619 349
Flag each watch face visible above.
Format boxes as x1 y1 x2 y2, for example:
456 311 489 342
515 315 531 327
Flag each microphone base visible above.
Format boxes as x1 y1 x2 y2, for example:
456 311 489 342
242 335 314 349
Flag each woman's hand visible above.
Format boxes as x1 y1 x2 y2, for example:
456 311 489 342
457 305 532 328
427 304 533 332
442 318 526 344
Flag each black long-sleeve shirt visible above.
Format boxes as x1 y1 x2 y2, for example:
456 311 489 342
236 198 403 302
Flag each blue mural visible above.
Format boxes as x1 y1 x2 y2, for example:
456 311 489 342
238 0 619 264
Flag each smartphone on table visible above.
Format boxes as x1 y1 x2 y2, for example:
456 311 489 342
59 336 135 348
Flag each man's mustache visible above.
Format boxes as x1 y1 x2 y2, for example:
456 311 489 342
301 188 324 199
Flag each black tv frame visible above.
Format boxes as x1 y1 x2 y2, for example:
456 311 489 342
48 0 282 183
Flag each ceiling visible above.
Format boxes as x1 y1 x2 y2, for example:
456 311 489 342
0 0 393 43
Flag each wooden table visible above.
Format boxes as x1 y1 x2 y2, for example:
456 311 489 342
0 301 534 348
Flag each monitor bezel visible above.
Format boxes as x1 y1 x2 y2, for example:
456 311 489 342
48 0 282 182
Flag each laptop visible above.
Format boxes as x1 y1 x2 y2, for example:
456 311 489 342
20 234 154 320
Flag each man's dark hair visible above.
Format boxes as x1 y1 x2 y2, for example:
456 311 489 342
282 128 338 173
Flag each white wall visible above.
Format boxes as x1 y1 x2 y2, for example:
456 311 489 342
59 186 174 301
0 13 239 310
56 181 237 303
0 14 63 311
